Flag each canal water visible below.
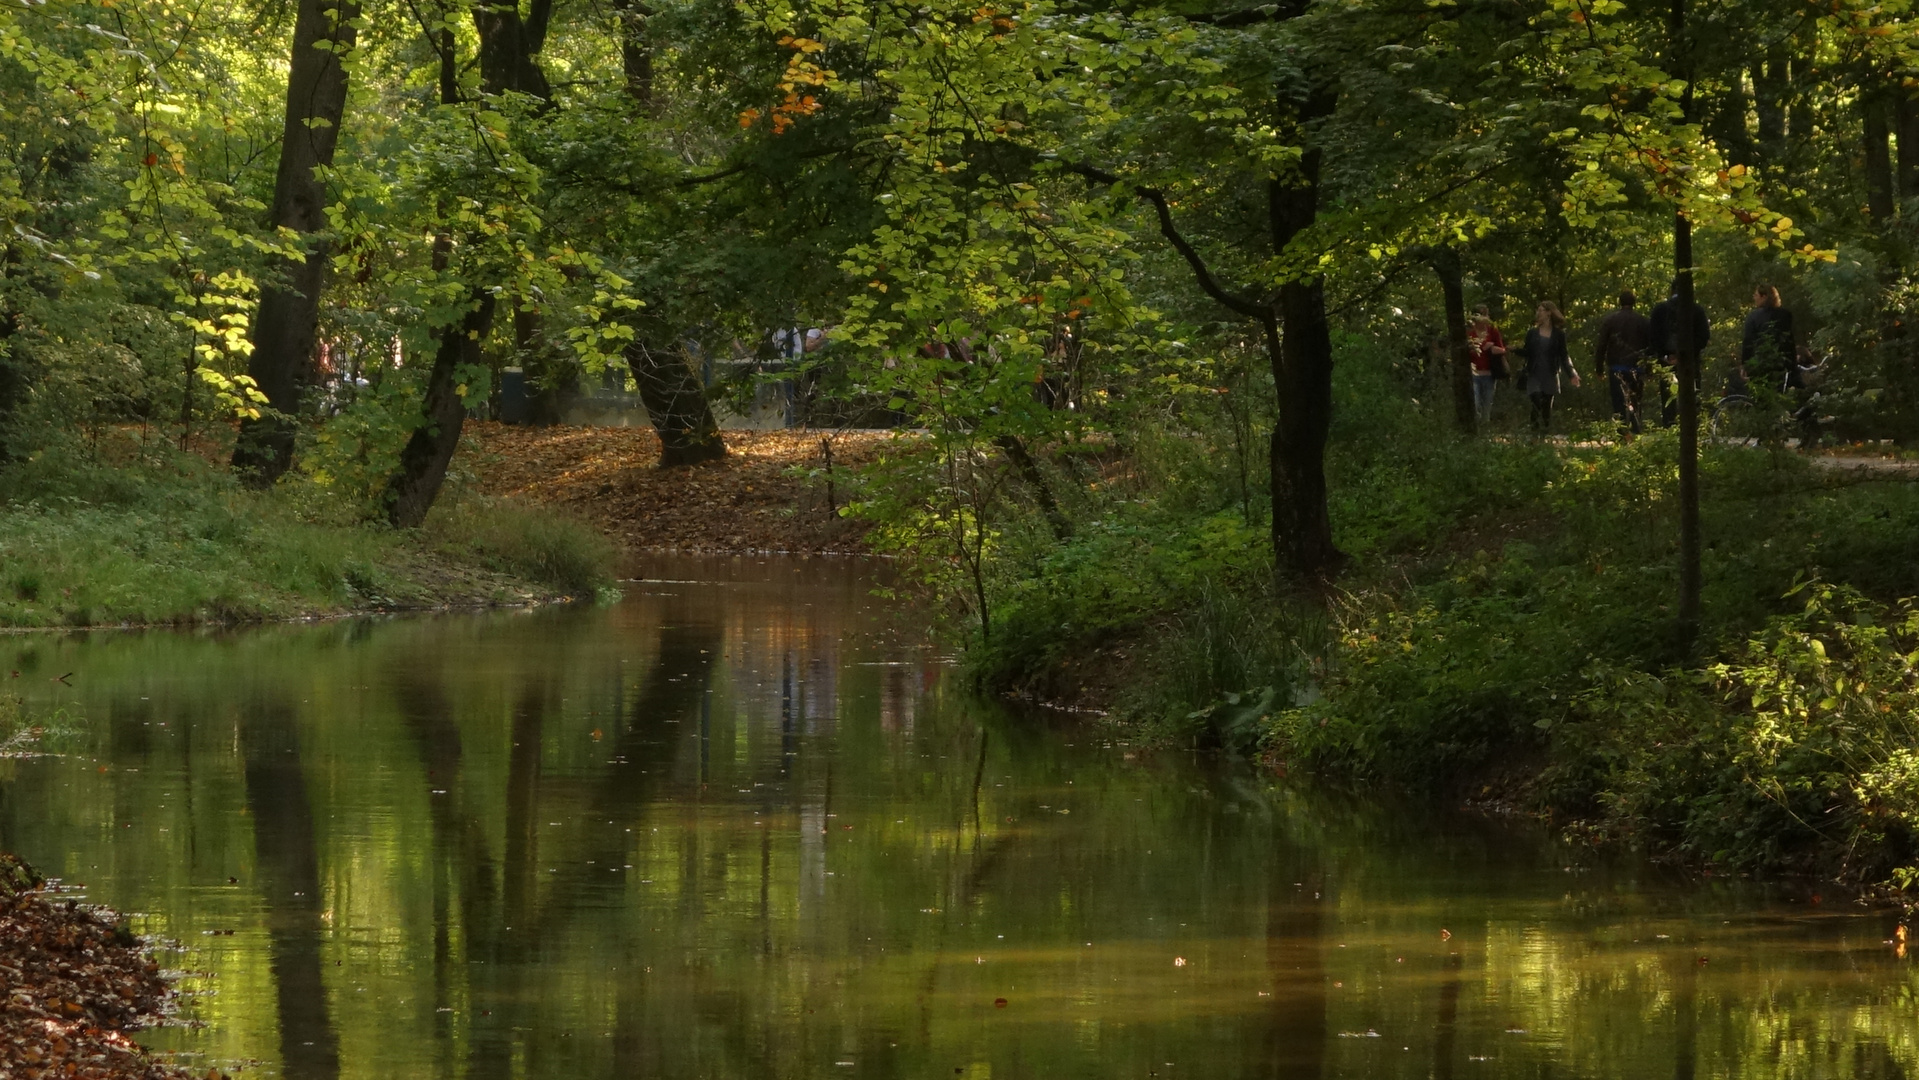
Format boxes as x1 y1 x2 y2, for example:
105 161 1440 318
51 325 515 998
0 555 1913 1079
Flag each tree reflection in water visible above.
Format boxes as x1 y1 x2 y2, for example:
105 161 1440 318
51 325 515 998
239 697 341 1080
2 557 1918 1080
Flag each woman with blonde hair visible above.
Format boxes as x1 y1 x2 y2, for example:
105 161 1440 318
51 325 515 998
1518 300 1580 432
1467 303 1508 424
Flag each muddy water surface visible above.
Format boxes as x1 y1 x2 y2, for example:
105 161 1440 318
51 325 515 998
1 555 1914 1079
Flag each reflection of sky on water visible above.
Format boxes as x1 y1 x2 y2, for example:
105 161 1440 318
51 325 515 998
0 554 1914 1079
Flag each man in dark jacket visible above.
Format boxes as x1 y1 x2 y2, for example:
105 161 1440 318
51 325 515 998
1649 278 1711 427
1594 290 1653 434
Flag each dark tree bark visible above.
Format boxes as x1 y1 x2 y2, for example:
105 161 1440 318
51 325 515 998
1705 69 1756 170
1432 247 1476 436
1753 56 1787 162
1674 212 1701 646
0 303 24 462
608 8 728 463
386 290 494 528
1899 93 1919 203
473 0 553 99
232 0 361 485
380 5 536 528
469 0 589 427
994 433 1070 540
1267 84 1344 582
1865 93 1897 222
1065 82 1344 583
625 340 726 466
1672 0 1701 647
612 0 656 112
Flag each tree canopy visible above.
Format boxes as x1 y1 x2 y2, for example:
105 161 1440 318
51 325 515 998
0 0 1913 591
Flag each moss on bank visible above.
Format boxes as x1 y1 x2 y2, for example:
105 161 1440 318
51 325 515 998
0 443 618 629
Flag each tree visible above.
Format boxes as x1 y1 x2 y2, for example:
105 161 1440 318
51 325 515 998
231 0 361 485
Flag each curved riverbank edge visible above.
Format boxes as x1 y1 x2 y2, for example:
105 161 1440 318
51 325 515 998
996 603 1919 904
0 544 593 632
0 853 215 1080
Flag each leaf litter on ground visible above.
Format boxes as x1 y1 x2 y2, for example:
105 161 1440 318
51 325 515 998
461 424 912 554
0 854 221 1080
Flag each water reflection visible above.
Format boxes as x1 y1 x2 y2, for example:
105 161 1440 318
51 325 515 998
0 554 1915 1079
239 697 341 1080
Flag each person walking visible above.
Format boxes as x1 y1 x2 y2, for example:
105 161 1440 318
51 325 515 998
1738 283 1796 393
1739 282 1817 445
1594 289 1653 435
1519 301 1580 433
1467 304 1508 426
1648 278 1711 427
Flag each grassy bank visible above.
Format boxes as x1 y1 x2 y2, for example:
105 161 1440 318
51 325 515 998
0 440 618 629
962 354 1919 889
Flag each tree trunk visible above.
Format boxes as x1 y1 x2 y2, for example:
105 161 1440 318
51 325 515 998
1898 93 1919 204
612 0 656 112
1865 93 1896 222
473 0 553 99
1266 85 1343 583
1706 68 1756 170
0 305 24 462
995 433 1070 540
610 2 729 464
1787 50 1814 146
511 305 579 425
1433 247 1475 436
626 341 725 466
1672 0 1701 647
1674 212 1701 647
232 0 360 485
1753 57 1786 163
385 293 496 528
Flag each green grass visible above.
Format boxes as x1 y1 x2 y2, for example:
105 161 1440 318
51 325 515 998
0 442 619 628
424 495 621 600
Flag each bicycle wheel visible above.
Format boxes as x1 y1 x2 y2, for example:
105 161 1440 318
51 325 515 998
1709 395 1765 447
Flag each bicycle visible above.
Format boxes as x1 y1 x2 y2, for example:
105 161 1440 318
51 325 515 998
1708 359 1827 448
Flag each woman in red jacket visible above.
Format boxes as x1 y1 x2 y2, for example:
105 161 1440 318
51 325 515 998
1467 304 1507 425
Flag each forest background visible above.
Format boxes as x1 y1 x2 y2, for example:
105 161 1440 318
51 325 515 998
2 0 1919 886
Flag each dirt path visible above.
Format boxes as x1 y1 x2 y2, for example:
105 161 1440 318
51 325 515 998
460 424 914 554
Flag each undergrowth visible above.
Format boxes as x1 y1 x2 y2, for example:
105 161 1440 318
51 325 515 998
956 346 1919 887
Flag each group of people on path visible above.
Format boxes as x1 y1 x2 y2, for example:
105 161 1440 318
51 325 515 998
1465 280 1799 435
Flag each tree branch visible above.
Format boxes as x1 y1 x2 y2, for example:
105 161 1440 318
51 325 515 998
1065 163 1267 319
1182 2 1308 27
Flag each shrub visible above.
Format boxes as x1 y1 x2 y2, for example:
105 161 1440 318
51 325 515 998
425 496 619 597
1547 583 1919 884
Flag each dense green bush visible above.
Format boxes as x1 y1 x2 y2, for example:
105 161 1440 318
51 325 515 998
1543 584 1919 884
